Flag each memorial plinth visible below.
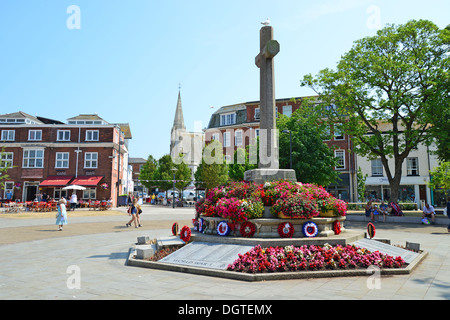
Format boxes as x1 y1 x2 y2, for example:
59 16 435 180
200 216 346 238
244 168 297 184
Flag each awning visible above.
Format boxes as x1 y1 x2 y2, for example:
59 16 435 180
71 176 103 187
39 176 74 187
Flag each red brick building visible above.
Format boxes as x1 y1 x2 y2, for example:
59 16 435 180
0 112 131 206
203 97 357 201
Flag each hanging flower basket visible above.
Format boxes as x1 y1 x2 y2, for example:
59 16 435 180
240 221 256 238
217 221 231 236
180 225 191 243
302 222 319 238
278 222 295 238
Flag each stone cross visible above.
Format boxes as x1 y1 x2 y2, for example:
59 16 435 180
255 26 280 169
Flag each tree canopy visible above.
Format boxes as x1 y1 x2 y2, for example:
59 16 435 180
301 19 449 201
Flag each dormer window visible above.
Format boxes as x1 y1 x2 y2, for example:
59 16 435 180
220 113 236 126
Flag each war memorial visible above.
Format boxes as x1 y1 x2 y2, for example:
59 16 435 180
127 25 427 281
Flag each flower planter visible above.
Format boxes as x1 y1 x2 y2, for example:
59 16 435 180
320 210 336 217
277 212 307 219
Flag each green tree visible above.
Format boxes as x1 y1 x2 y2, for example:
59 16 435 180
277 106 340 186
0 148 12 189
139 155 158 191
228 146 257 181
153 154 175 196
428 162 450 200
356 167 368 202
172 154 192 195
194 140 228 191
301 19 449 201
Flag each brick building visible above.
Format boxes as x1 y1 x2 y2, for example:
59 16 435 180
0 112 131 206
203 97 357 201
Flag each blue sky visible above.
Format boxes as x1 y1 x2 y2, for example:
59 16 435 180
0 0 448 160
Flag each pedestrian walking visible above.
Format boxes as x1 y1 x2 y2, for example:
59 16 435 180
135 198 143 227
56 198 68 231
69 193 77 211
126 198 138 228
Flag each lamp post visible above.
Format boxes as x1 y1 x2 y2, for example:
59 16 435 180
282 130 292 170
171 168 178 208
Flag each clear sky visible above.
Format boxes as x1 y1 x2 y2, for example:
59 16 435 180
0 0 448 160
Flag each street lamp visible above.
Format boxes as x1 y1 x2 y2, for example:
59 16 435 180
282 130 292 169
171 168 178 208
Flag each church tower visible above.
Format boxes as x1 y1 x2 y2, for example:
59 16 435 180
170 89 186 156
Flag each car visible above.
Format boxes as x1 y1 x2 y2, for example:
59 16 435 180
183 190 196 201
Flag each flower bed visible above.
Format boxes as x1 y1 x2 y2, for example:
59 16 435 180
227 243 406 273
196 180 347 222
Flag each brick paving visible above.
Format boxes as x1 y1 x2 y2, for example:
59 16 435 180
0 205 449 300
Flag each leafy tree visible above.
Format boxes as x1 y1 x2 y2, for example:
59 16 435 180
172 154 193 195
153 154 175 196
194 140 228 191
139 155 158 191
428 162 450 200
228 146 258 181
301 20 449 201
277 106 340 186
0 148 13 189
356 167 368 202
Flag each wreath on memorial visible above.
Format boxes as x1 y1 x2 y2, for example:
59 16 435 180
198 218 204 233
180 225 191 243
302 222 319 238
217 221 231 236
172 222 179 236
278 222 295 238
240 221 256 238
333 220 341 235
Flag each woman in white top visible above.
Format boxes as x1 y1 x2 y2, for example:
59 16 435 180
69 193 78 211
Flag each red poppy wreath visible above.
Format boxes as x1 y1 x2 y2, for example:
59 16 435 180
278 222 295 238
180 225 191 243
333 220 341 235
240 221 256 238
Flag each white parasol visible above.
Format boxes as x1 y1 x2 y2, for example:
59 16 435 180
63 185 86 191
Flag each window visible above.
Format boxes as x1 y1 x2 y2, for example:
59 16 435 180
1 130 15 141
223 132 231 147
235 130 243 146
4 182 14 199
86 130 99 141
55 152 69 168
84 152 98 168
54 188 68 200
211 133 220 141
407 157 419 176
28 130 42 141
282 105 292 117
57 130 70 141
0 153 13 168
334 124 344 140
371 159 383 176
0 153 12 170
335 150 345 169
23 149 44 168
254 108 260 120
83 188 97 199
220 113 236 126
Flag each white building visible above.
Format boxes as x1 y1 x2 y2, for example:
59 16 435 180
357 136 440 209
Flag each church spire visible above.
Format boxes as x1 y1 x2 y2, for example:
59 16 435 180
172 88 186 131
